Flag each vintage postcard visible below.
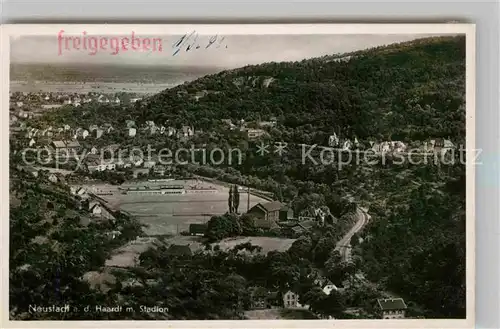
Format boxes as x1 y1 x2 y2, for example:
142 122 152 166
1 24 475 328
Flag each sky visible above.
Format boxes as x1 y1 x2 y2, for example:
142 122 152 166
11 34 438 69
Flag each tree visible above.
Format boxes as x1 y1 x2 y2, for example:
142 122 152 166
205 214 242 242
233 185 240 213
228 186 234 213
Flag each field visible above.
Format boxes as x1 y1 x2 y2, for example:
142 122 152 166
82 179 268 235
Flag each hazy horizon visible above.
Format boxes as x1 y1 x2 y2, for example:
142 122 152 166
11 34 441 69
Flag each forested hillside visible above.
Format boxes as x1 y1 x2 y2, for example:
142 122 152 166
138 35 465 143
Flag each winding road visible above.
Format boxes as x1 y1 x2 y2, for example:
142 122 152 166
334 207 371 262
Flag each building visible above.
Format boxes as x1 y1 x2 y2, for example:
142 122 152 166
51 140 66 150
282 290 307 309
102 124 114 133
257 120 276 128
24 166 39 177
48 173 58 183
79 129 89 139
193 90 208 101
128 128 137 137
246 128 266 140
342 139 352 151
66 140 81 150
189 223 207 236
95 128 104 139
153 165 166 176
97 95 110 103
249 287 279 309
143 160 156 169
377 298 407 319
89 202 103 217
328 133 340 147
322 284 339 296
248 201 293 228
181 126 194 137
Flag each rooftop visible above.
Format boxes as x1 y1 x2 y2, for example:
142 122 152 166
260 201 284 213
377 298 407 311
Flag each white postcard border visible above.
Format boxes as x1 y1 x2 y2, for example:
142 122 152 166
1 23 476 329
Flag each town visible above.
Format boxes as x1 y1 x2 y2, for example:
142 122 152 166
9 34 466 321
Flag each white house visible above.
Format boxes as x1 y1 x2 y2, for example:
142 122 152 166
390 141 407 153
48 173 58 183
28 138 36 147
342 139 352 151
131 156 144 167
95 128 104 139
143 161 156 169
90 146 99 155
181 126 194 137
283 291 308 309
354 137 360 148
322 284 339 296
89 202 102 217
167 127 176 137
97 95 110 103
377 298 407 319
128 128 137 137
328 133 340 147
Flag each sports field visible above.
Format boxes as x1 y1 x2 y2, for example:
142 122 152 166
83 179 268 235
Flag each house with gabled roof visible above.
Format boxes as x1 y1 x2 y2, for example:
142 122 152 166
52 140 66 150
89 201 102 217
247 201 292 229
377 298 407 319
66 140 81 150
282 290 308 309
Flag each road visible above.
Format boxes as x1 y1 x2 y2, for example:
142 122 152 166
334 207 401 299
334 207 371 262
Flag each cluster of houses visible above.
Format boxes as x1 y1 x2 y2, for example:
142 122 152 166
221 117 278 140
10 91 141 110
125 120 195 139
328 132 456 155
248 279 408 319
69 185 116 222
14 118 198 153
